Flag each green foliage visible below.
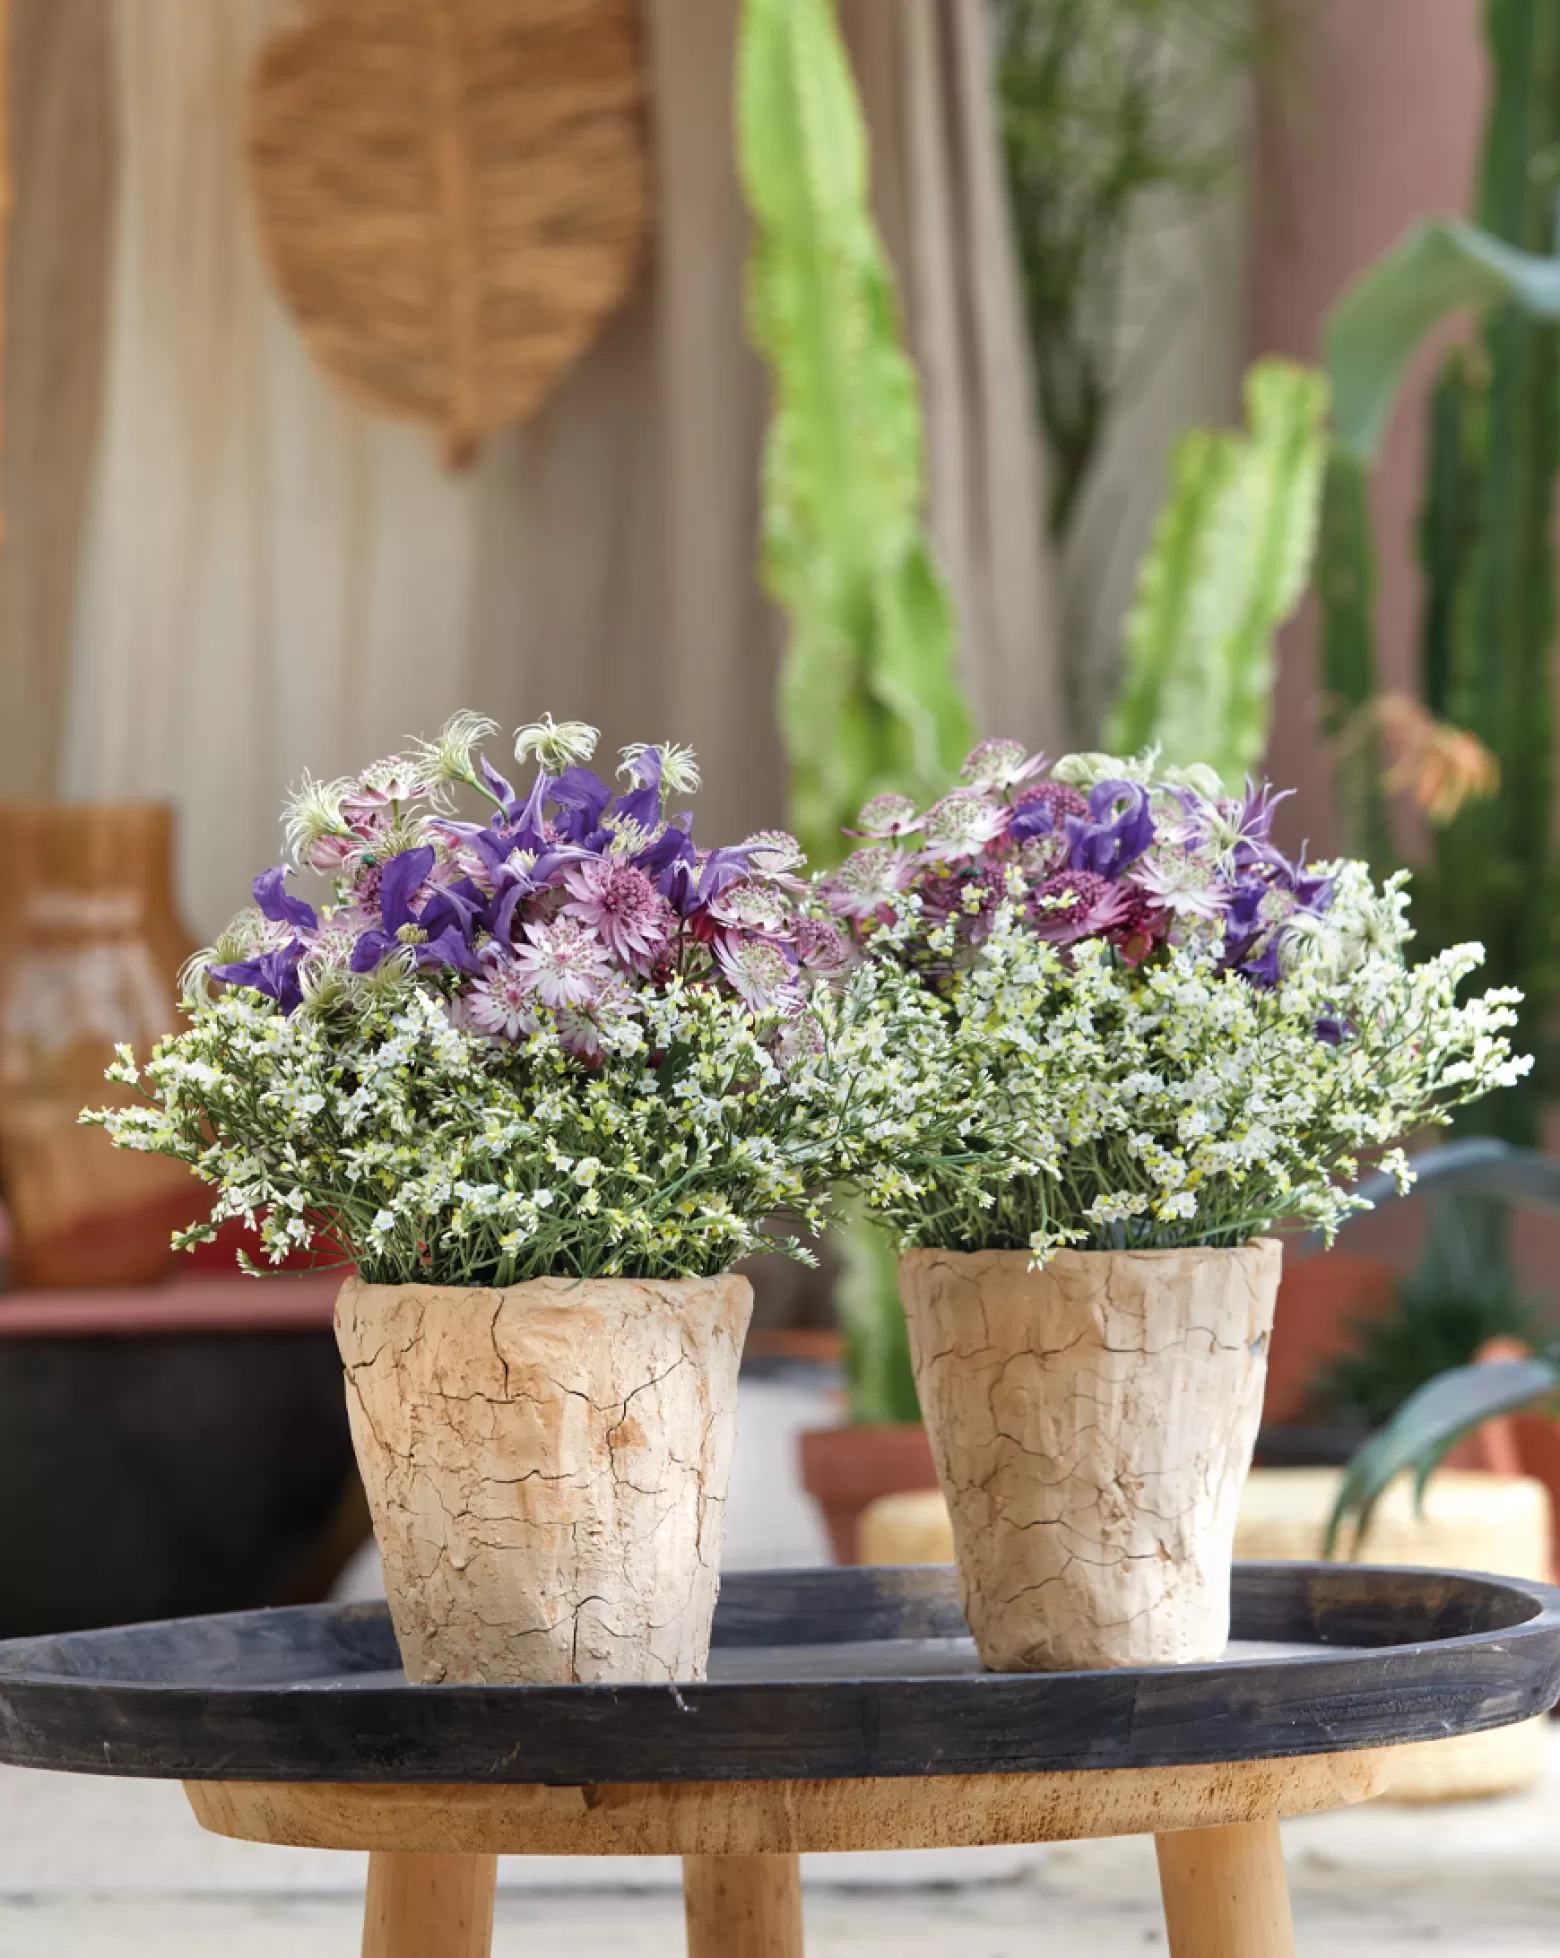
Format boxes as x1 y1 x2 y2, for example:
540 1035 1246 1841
1104 359 1329 785
1326 1353 1560 1556
993 0 1268 539
1324 218 1560 461
736 0 974 869
835 1212 922 1426
1312 1247 1540 1431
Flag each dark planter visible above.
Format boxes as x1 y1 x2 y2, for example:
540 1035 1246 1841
0 1275 364 1636
798 1422 938 1564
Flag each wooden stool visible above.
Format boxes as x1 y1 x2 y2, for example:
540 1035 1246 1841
185 1747 1393 1957
1 1563 1556 1958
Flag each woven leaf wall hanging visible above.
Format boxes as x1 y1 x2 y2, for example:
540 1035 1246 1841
247 0 652 463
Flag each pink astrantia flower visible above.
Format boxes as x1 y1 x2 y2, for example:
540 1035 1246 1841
741 830 808 880
919 791 1010 862
715 935 800 1016
559 857 674 973
960 739 1046 793
823 844 915 920
512 917 616 1010
708 881 792 934
853 794 921 839
464 954 544 1041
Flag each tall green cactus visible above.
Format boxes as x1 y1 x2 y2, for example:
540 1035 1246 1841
1105 359 1329 787
736 0 975 870
1319 0 1560 1163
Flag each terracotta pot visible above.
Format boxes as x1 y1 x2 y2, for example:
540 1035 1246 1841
899 1241 1283 1672
0 803 198 1287
336 1273 752 1685
797 1421 938 1563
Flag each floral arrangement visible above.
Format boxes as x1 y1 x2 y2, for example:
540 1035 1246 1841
86 714 857 1284
814 742 1529 1260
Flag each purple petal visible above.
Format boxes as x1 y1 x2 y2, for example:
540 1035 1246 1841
379 846 436 933
415 926 482 976
253 866 318 934
549 767 614 842
612 747 663 832
350 931 397 973
211 939 307 1013
491 882 525 945
479 754 516 808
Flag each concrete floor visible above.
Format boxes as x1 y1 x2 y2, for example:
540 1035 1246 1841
3 1734 1559 1955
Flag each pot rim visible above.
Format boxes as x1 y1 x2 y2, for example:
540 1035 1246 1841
898 1236 1281 1268
336 1271 755 1303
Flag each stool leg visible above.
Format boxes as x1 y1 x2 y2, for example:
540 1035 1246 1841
361 1851 497 1958
683 1852 804 1958
1155 1820 1295 1958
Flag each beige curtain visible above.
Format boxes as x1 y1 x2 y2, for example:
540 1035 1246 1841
0 0 116 800
40 0 1060 938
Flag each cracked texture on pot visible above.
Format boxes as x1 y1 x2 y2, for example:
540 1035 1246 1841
900 1241 1281 1671
335 1273 752 1685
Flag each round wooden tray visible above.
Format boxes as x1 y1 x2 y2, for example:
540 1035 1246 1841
0 1561 1555 1789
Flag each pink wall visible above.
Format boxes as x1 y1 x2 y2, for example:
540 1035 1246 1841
1252 0 1487 855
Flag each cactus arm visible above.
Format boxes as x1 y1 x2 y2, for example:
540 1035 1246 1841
1106 359 1328 787
1315 449 1394 866
737 0 975 867
1417 351 1483 721
1103 428 1235 760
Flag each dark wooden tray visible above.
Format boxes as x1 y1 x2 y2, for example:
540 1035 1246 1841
0 1562 1555 1787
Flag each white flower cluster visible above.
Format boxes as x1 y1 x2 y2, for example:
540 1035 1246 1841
814 860 1529 1262
86 981 852 1284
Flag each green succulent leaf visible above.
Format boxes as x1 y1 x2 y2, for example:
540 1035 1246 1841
1105 358 1329 787
1325 1355 1560 1557
1326 218 1560 461
737 0 975 867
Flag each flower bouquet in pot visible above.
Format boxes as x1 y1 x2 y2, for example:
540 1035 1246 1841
87 714 855 1687
816 742 1527 1673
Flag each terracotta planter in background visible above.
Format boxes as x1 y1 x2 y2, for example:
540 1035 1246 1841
900 1241 1283 1672
0 803 198 1287
797 1421 938 1563
336 1273 752 1685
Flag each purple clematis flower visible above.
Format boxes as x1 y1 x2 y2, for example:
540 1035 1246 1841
661 844 751 919
210 938 308 1013
1065 780 1156 881
348 845 437 972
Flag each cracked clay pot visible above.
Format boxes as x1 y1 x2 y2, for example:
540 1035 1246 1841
899 1241 1281 1671
334 1274 753 1685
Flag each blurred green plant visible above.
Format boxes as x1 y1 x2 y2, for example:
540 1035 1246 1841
1311 1222 1541 1431
1104 358 1328 785
736 0 975 871
834 1205 920 1426
738 0 978 1425
1327 1345 1560 1556
992 0 1270 544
